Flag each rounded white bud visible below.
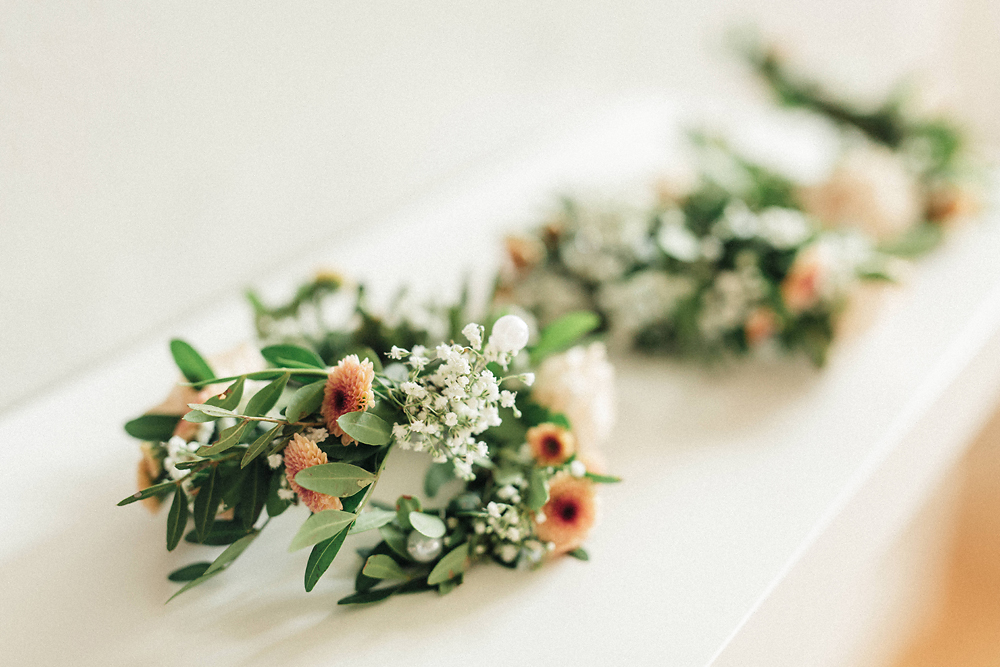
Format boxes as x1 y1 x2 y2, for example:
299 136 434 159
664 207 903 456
489 315 530 353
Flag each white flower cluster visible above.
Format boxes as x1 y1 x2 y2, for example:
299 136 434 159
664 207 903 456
712 202 813 249
163 433 207 481
388 317 531 479
560 202 654 282
697 252 769 339
472 496 549 565
598 271 696 337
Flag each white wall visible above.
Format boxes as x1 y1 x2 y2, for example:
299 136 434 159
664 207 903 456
1 0 990 411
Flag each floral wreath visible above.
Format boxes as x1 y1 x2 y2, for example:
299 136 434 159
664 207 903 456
494 42 977 366
121 279 618 606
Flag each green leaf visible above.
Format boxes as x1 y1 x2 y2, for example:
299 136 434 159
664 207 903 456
192 466 221 542
187 370 286 388
395 496 421 530
288 509 358 552
304 526 350 592
167 562 211 582
186 403 237 419
567 547 589 561
196 421 249 457
118 480 176 506
585 472 621 484
379 524 411 561
294 462 376 497
363 554 408 580
236 462 269 530
241 424 281 468
284 380 326 423
878 223 943 259
526 468 549 511
427 542 470 585
181 409 219 424
204 376 245 411
348 508 397 535
336 411 392 446
245 373 289 417
166 486 188 551
124 414 180 441
166 569 223 602
260 344 326 370
423 462 454 498
185 520 250 546
203 532 258 577
530 311 601 362
337 587 398 605
408 512 446 539
170 339 216 384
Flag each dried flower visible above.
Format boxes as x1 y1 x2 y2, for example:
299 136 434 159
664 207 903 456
534 473 597 556
744 306 780 346
283 433 343 513
322 355 375 445
527 423 576 466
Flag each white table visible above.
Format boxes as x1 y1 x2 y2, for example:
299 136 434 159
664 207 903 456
2 99 998 667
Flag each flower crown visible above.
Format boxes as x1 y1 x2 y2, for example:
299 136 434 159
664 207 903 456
494 43 977 366
121 281 618 606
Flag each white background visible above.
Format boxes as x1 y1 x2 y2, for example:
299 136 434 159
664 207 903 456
3 0 1000 412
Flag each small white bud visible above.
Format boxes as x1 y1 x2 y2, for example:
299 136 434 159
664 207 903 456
489 315 530 353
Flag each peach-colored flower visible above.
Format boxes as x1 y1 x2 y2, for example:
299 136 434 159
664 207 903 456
321 355 375 445
744 307 780 346
926 184 978 224
505 235 546 273
527 423 576 466
781 249 824 314
534 473 597 556
284 433 343 513
137 442 164 513
797 144 921 241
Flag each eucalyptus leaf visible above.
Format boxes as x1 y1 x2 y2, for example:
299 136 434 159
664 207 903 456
166 569 223 602
166 486 189 551
379 524 411 561
196 421 249 457
427 542 470 585
124 414 180 441
585 472 622 484
348 508 396 535
204 376 245 411
288 509 357 552
118 480 176 506
236 461 269 530
182 409 219 424
284 380 326 423
294 462 376 497
170 339 215 384
203 532 258 576
527 468 549 511
530 311 601 362
567 547 589 561
362 554 408 580
336 411 392 446
241 424 281 468
260 344 326 370
192 466 221 542
245 373 289 417
337 587 398 605
185 520 252 546
304 526 350 592
186 403 237 419
408 512 446 539
167 562 211 582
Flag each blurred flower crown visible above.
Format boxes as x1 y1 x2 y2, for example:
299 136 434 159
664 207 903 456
495 36 980 366
122 273 618 605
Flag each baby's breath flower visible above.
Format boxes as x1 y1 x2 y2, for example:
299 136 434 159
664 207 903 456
267 453 284 469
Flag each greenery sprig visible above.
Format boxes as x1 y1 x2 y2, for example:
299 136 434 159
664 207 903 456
122 293 617 606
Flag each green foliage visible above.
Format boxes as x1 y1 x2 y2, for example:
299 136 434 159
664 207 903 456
167 562 210 582
288 509 358 552
530 311 601 362
304 526 350 592
423 462 455 498
337 411 392 446
427 543 470 586
245 373 289 418
362 554 408 580
294 462 376 497
169 339 215 384
284 380 326 423
408 512 446 539
118 480 175 506
260 344 326 370
166 486 188 551
124 414 180 441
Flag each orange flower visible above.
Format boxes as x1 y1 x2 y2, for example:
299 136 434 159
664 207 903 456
534 473 597 556
527 423 576 466
744 307 780 346
505 235 546 273
284 433 343 513
136 442 164 513
781 249 824 314
321 355 375 445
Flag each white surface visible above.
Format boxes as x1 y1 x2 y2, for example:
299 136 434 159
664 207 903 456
6 0 985 412
2 102 1000 667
